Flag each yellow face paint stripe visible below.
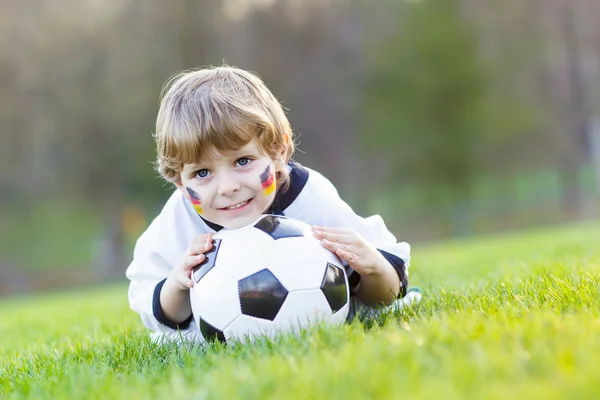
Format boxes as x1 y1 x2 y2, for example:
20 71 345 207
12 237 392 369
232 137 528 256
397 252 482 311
263 183 276 196
191 203 203 214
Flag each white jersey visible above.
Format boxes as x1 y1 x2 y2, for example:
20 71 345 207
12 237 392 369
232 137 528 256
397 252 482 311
126 162 411 342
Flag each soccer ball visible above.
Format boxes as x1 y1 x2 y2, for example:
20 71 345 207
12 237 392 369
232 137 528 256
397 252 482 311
189 214 350 343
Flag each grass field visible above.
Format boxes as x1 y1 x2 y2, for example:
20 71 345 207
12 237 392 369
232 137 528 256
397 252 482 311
1 221 600 399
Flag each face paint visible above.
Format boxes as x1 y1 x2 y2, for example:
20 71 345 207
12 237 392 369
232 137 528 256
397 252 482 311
186 187 203 214
259 165 276 196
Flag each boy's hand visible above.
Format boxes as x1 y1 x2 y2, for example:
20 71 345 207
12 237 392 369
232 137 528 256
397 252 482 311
169 233 214 290
311 226 389 276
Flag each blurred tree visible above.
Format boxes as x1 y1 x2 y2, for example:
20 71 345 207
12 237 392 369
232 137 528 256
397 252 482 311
2 0 600 278
556 0 592 215
361 0 486 202
462 0 552 172
215 0 367 199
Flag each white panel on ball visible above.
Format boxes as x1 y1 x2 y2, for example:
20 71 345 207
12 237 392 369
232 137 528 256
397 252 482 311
190 268 241 331
214 227 274 280
267 237 333 291
223 314 278 343
330 301 351 326
272 289 335 331
301 229 347 268
320 244 346 270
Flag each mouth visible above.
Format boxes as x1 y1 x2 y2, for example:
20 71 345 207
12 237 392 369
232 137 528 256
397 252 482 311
218 198 253 211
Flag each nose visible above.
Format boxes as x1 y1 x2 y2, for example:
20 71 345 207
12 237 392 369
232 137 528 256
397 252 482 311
216 172 240 196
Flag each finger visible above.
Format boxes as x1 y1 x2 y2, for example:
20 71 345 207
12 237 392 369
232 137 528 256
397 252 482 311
186 243 204 256
173 272 195 289
321 238 348 254
186 278 194 288
187 241 213 256
185 253 206 269
185 268 196 288
191 233 213 244
313 230 352 244
312 226 354 235
191 236 206 244
336 248 358 265
181 254 206 289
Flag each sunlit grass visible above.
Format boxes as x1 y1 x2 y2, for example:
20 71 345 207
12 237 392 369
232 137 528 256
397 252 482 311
1 222 600 399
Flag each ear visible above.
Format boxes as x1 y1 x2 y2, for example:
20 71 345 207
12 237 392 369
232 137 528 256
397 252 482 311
273 148 287 172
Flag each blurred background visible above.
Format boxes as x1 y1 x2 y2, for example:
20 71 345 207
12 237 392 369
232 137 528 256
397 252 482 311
1 0 600 296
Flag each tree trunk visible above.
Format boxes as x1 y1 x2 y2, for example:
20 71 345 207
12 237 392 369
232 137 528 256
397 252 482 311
559 0 591 216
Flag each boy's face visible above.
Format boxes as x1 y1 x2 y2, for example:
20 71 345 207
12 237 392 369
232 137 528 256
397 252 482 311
177 138 286 230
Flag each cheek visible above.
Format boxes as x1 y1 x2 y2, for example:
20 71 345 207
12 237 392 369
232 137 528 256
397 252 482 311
258 165 276 196
185 186 204 214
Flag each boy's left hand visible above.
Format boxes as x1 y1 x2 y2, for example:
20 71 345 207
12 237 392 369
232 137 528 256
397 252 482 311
312 226 389 276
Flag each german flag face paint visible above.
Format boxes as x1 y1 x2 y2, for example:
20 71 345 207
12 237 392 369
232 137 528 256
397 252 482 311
186 187 203 214
260 165 276 196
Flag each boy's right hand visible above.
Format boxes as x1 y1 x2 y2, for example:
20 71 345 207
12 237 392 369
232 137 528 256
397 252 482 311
168 233 214 290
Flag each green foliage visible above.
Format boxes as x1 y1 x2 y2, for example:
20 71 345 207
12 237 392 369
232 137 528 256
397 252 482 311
0 201 103 271
362 0 486 191
368 164 599 238
1 222 600 399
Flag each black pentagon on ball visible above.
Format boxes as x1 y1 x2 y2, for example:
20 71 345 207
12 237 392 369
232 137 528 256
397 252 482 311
199 317 226 343
320 263 348 313
192 239 222 283
238 269 289 321
254 215 304 240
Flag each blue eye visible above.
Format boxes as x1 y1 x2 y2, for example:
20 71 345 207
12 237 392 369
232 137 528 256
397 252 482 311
236 157 251 167
196 169 210 179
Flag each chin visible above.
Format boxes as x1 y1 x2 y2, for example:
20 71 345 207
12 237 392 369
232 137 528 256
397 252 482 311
220 215 262 230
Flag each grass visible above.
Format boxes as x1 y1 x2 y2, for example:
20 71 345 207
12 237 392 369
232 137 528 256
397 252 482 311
1 221 600 399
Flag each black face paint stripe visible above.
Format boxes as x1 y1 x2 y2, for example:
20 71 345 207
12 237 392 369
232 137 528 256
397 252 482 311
186 187 201 201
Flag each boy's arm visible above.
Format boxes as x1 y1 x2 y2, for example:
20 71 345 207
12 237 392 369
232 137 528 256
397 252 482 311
157 234 214 325
291 169 410 302
127 260 195 334
126 190 203 335
158 278 193 325
355 259 400 306
312 226 402 306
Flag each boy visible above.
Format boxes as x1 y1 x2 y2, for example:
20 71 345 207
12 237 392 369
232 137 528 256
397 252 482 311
126 65 421 343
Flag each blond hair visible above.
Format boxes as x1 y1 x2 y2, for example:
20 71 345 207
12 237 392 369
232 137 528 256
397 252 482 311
155 65 295 189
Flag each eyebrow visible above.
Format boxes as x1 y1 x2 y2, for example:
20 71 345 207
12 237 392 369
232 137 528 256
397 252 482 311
182 163 205 172
182 145 259 171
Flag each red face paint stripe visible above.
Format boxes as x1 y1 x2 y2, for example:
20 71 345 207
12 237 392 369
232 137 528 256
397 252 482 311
259 166 273 187
262 173 274 189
